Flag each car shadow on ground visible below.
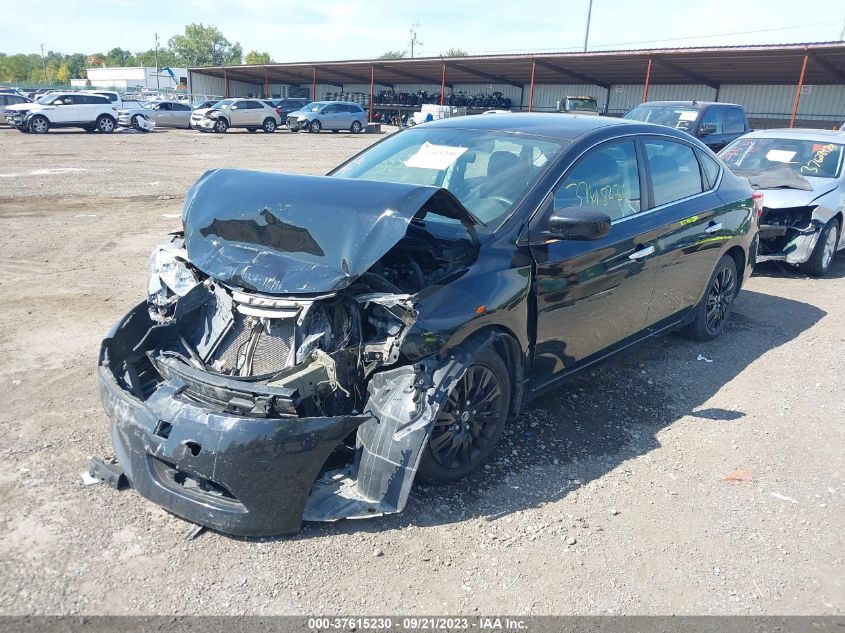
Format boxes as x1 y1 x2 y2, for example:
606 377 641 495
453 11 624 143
287 285 826 541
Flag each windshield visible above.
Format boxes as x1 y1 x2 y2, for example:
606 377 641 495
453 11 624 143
211 99 235 110
36 93 59 105
332 127 566 227
303 102 326 112
624 105 700 132
566 98 597 111
720 137 844 179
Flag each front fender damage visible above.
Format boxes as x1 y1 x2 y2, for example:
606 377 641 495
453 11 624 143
304 333 495 522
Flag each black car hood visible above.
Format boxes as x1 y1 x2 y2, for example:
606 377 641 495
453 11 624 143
182 169 477 295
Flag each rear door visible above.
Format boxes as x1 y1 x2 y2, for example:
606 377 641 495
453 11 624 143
243 100 263 125
528 137 658 384
170 102 191 127
640 137 729 326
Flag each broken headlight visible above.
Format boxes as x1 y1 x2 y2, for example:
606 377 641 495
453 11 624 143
147 242 199 322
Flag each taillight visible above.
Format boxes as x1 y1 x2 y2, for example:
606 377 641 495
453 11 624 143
752 191 764 220
275 107 282 116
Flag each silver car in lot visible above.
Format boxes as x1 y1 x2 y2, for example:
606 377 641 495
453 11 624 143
1 92 31 125
190 98 281 133
118 101 193 129
720 128 845 276
286 101 367 133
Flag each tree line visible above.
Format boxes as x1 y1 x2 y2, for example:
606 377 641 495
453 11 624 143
0 23 273 85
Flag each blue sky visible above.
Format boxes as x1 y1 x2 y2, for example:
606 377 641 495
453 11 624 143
1 0 844 60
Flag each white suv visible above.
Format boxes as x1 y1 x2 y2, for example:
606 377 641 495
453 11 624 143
191 98 281 133
5 92 119 134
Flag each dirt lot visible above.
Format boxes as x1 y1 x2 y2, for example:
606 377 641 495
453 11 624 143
0 126 842 616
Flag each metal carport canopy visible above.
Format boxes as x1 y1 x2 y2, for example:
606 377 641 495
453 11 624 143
190 41 845 87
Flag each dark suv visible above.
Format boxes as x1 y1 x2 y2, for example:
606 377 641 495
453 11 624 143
623 101 750 152
273 98 309 123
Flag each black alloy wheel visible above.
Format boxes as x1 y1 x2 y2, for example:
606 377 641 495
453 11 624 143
418 348 510 484
705 265 736 335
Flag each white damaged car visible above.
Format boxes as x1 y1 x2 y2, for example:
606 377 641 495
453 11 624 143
720 129 845 276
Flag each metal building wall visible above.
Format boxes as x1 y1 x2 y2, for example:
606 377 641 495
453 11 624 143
227 79 263 97
606 83 717 114
719 84 845 122
188 71 225 97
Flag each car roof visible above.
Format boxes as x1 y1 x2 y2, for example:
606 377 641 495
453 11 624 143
739 128 845 142
634 101 744 109
419 112 656 141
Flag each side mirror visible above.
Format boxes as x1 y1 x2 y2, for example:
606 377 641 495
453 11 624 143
230 105 238 110
698 122 717 137
546 208 611 241
53 100 63 105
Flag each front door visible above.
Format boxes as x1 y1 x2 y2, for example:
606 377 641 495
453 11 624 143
52 95 78 123
529 138 658 386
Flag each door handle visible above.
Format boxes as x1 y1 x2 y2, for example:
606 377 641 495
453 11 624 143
628 245 655 260
704 222 723 234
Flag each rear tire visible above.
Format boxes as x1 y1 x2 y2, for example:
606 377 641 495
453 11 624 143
418 347 511 485
29 115 50 134
682 254 739 341
308 120 321 133
799 219 839 277
96 115 115 133
262 118 276 133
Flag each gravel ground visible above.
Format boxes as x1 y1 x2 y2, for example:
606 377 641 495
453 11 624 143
0 126 842 616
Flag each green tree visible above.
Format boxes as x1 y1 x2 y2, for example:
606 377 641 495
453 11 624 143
65 53 87 78
133 48 183 68
378 51 405 60
443 48 469 57
56 64 70 84
168 23 242 66
244 50 272 65
105 47 134 66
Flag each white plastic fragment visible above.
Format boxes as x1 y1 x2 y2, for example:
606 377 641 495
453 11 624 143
697 354 713 363
769 491 798 504
80 472 101 486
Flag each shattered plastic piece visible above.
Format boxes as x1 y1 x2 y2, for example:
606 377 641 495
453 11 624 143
724 468 753 482
697 354 714 363
80 472 101 486
185 524 207 540
770 491 799 504
88 456 128 490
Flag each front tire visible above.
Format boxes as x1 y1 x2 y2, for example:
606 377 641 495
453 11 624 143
262 118 276 133
350 120 363 133
800 219 839 277
308 120 321 133
418 347 511 485
96 115 116 133
213 118 229 133
131 115 141 129
683 254 739 341
29 115 50 134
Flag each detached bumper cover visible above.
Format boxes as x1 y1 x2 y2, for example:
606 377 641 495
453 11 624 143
757 220 822 265
99 364 367 536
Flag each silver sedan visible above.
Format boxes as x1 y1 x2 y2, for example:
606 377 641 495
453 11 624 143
720 128 845 276
118 101 193 129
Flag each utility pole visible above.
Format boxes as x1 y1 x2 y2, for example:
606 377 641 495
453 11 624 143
839 15 844 41
154 33 160 90
409 23 422 58
583 0 594 52
40 43 50 85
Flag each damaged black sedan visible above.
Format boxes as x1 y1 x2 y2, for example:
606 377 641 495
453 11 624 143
98 115 757 536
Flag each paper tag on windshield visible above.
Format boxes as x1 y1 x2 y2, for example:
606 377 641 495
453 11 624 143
766 149 796 163
404 142 468 170
678 111 698 121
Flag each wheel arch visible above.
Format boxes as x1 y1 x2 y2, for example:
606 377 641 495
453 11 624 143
724 245 746 291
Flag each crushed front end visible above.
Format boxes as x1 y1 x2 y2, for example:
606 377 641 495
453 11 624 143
757 205 824 265
96 169 481 536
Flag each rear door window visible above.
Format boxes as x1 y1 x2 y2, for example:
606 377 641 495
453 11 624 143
553 140 642 221
644 139 704 206
696 150 721 189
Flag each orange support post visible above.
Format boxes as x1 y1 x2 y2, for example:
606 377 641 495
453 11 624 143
528 62 536 112
642 59 652 102
312 67 317 101
263 66 269 98
440 63 446 105
370 65 375 123
789 54 809 129
223 68 228 98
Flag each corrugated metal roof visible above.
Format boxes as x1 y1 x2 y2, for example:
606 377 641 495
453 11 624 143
190 42 845 88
